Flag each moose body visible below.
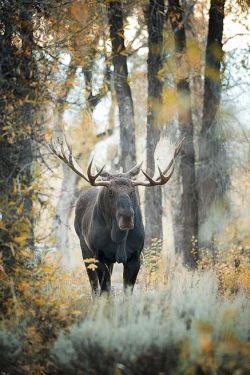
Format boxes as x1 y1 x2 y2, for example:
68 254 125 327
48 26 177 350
74 180 144 293
49 138 183 295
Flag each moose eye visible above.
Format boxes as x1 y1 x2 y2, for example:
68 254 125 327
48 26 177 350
108 189 113 198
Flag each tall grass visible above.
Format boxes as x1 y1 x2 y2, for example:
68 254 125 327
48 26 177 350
52 268 250 375
1 247 249 374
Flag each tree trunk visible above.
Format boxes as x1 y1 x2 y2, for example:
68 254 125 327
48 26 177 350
108 0 137 171
144 0 165 249
197 0 228 247
169 0 199 267
54 163 79 260
52 60 79 260
53 55 111 261
53 113 80 261
0 2 38 270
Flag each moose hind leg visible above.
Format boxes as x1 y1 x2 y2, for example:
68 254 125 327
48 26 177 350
123 256 140 292
97 262 113 294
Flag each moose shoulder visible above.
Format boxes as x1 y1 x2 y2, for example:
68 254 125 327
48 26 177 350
49 138 183 295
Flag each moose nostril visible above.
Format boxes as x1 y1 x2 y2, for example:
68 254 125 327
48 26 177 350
123 210 134 219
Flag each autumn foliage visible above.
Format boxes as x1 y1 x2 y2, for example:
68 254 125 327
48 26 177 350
0 245 249 374
1 1 249 374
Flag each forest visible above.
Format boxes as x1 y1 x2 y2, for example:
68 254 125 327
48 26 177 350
0 0 249 374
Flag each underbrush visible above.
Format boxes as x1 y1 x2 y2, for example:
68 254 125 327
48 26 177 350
0 246 249 374
52 269 249 375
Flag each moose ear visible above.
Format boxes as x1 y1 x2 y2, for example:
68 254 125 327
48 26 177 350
95 164 111 180
125 162 143 178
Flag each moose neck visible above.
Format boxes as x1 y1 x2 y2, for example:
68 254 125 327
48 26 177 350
111 218 128 243
96 187 129 263
111 219 128 263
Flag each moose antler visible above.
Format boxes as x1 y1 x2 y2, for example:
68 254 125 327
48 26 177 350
87 158 111 187
133 138 184 187
49 138 111 187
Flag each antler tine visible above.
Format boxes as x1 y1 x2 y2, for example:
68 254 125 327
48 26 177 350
158 162 175 183
49 138 89 183
68 145 74 166
141 168 158 185
157 165 165 180
59 138 68 161
156 137 184 179
95 164 106 179
64 136 72 152
133 138 184 187
157 158 174 179
123 161 143 178
49 139 56 155
87 157 111 187
174 137 185 157
49 139 64 163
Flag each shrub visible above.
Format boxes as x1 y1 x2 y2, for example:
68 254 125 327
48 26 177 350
0 325 22 374
52 269 250 375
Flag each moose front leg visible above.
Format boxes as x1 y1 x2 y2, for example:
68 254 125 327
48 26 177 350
84 265 100 297
123 255 140 292
96 262 113 294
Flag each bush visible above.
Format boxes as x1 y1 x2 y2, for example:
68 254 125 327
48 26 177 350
0 325 22 374
52 269 250 375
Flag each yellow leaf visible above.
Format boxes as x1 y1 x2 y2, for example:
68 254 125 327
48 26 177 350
84 258 98 264
14 236 27 243
18 281 29 292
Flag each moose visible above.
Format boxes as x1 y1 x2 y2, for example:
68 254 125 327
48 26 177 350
49 138 183 294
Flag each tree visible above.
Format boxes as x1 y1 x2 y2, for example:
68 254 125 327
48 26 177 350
53 54 111 262
52 60 79 260
0 1 42 270
168 0 199 267
144 0 165 249
108 0 137 171
197 0 228 248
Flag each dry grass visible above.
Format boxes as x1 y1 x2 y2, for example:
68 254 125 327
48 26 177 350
0 245 249 374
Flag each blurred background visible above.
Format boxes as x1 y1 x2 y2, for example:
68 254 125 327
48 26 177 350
2 0 248 267
0 1 249 373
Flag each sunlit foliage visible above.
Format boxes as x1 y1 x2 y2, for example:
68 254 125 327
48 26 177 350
0 1 249 374
1 247 249 374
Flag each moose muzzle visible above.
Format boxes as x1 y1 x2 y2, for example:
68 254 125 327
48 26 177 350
116 194 135 231
118 213 134 231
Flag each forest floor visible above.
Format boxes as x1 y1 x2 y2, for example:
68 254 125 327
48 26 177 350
0 246 250 375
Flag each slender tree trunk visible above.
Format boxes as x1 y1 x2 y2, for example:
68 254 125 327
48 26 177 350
54 162 79 259
52 61 79 260
144 0 165 249
19 5 40 250
108 0 137 171
54 56 111 261
197 0 228 247
53 111 79 261
169 0 199 267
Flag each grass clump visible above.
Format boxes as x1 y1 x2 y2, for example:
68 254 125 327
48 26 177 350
0 325 22 374
1 246 249 374
52 268 250 375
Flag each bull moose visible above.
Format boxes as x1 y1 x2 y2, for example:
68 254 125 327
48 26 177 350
49 138 183 295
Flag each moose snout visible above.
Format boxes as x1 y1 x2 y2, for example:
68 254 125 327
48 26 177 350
117 208 134 230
